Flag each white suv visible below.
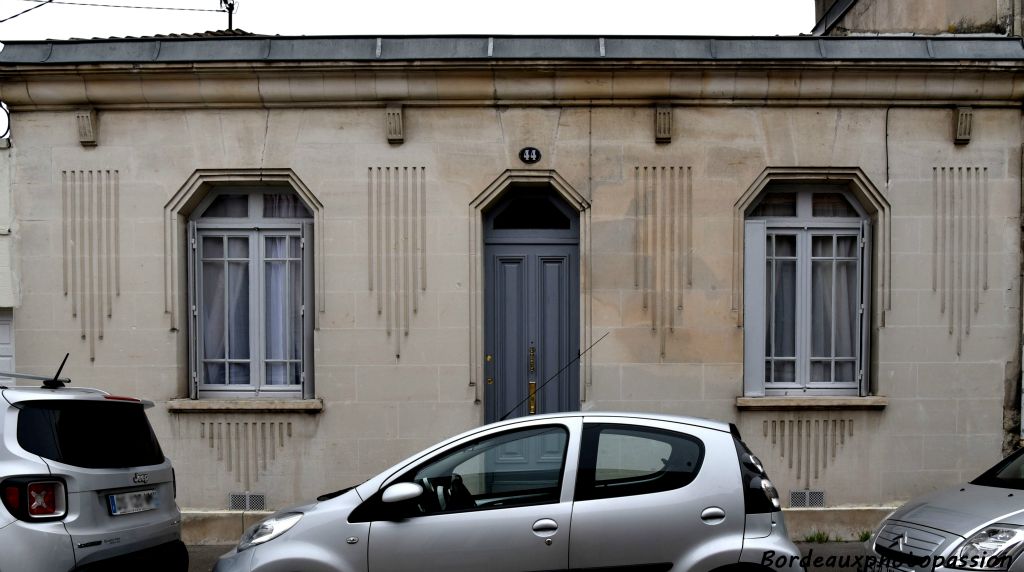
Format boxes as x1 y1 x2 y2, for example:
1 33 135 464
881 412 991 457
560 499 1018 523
0 384 187 571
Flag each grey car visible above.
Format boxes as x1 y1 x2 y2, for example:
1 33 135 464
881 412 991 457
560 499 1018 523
866 447 1024 572
0 384 187 571
215 412 803 572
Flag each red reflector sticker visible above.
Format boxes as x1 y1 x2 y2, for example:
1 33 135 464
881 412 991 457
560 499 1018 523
27 483 55 515
2 485 20 512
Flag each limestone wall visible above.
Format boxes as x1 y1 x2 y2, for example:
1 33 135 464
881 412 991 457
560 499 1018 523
824 0 1018 35
5 98 1020 510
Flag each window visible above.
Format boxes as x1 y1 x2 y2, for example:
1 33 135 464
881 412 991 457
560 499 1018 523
17 401 164 469
575 424 704 501
743 186 870 397
188 189 314 399
383 426 568 517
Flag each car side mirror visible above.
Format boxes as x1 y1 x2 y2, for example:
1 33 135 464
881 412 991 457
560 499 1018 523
381 482 424 504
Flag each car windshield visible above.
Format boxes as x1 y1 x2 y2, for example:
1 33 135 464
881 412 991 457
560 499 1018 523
972 448 1024 491
16 399 165 469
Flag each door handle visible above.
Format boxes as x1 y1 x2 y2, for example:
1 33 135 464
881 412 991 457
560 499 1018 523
700 507 726 525
528 345 537 414
532 519 558 537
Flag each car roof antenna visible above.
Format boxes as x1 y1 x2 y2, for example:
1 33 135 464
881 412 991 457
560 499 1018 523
0 353 72 389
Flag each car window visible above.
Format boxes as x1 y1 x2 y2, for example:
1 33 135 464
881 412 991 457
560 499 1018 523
403 425 568 516
972 447 1024 491
16 400 165 469
575 423 704 501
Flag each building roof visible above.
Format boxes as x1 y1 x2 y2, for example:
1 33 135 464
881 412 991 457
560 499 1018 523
1 34 1023 65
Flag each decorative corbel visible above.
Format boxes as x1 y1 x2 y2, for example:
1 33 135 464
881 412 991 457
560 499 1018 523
75 109 98 147
385 104 404 144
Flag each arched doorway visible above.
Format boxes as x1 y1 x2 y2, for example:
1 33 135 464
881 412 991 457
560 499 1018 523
483 185 580 422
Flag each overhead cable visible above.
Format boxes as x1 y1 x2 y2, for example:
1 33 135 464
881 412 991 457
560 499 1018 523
17 0 224 12
0 0 54 24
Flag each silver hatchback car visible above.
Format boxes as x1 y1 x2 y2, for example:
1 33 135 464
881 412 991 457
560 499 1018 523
866 447 1024 572
0 384 187 571
215 412 802 572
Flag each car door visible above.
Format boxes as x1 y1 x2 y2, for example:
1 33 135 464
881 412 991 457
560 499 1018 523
364 419 581 572
568 418 746 571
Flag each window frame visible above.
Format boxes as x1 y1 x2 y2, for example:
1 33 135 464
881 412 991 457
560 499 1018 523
574 423 705 502
349 424 571 522
743 187 872 397
187 189 314 400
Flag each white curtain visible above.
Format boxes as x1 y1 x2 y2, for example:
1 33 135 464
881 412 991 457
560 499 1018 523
201 235 251 385
811 235 857 383
264 236 301 385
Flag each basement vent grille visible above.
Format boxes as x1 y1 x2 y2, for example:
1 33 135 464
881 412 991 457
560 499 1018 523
229 492 266 511
789 489 826 508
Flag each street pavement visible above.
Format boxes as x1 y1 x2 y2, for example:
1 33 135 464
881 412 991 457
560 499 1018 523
187 541 871 572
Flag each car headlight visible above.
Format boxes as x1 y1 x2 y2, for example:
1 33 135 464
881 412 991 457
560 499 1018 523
238 512 303 551
950 526 1024 570
868 510 897 543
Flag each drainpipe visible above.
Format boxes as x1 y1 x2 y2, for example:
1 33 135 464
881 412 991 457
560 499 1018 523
1012 136 1024 453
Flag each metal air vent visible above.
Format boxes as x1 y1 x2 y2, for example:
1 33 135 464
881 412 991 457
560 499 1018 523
789 489 826 508
229 492 267 511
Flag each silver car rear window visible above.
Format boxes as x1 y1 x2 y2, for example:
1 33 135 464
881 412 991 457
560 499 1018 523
16 400 165 469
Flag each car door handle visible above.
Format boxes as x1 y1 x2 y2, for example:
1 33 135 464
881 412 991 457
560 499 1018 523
532 519 559 533
700 507 726 525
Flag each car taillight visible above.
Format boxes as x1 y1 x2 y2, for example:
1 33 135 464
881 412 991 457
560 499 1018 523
732 432 780 514
28 482 60 516
0 477 67 521
3 484 20 513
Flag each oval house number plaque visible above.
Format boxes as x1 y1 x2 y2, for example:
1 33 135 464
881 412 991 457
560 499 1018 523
519 147 541 164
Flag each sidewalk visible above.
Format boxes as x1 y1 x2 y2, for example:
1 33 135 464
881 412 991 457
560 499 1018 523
187 542 872 572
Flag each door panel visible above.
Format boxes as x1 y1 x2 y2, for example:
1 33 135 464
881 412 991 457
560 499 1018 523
368 503 572 572
569 419 746 571
485 245 579 423
536 255 574 416
492 254 530 422
367 424 574 572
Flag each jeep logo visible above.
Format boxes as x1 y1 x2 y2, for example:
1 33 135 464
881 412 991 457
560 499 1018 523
132 472 149 484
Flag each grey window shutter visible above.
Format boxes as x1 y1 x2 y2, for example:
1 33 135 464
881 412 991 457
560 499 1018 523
301 222 315 400
859 219 872 397
187 221 198 399
743 219 767 397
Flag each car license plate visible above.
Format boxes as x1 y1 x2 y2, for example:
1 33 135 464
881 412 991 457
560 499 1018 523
108 489 158 516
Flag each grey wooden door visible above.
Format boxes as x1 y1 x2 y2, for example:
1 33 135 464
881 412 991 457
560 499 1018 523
483 189 579 423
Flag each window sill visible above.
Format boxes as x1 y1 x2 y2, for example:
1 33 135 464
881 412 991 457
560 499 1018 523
166 398 324 414
735 396 888 411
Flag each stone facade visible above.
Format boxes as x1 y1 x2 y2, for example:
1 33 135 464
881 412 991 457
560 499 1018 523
816 0 1024 35
0 36 1022 518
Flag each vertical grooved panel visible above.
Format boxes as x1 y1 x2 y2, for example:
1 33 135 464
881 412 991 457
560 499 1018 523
634 165 693 359
761 417 853 484
633 167 640 288
934 165 988 355
368 167 428 359
61 169 121 359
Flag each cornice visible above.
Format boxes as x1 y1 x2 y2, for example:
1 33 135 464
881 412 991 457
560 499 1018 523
2 61 1024 109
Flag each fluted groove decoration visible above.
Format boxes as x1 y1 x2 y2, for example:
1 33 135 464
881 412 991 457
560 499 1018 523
932 167 988 356
633 166 692 358
61 170 120 361
368 166 427 359
201 421 292 490
762 418 853 489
